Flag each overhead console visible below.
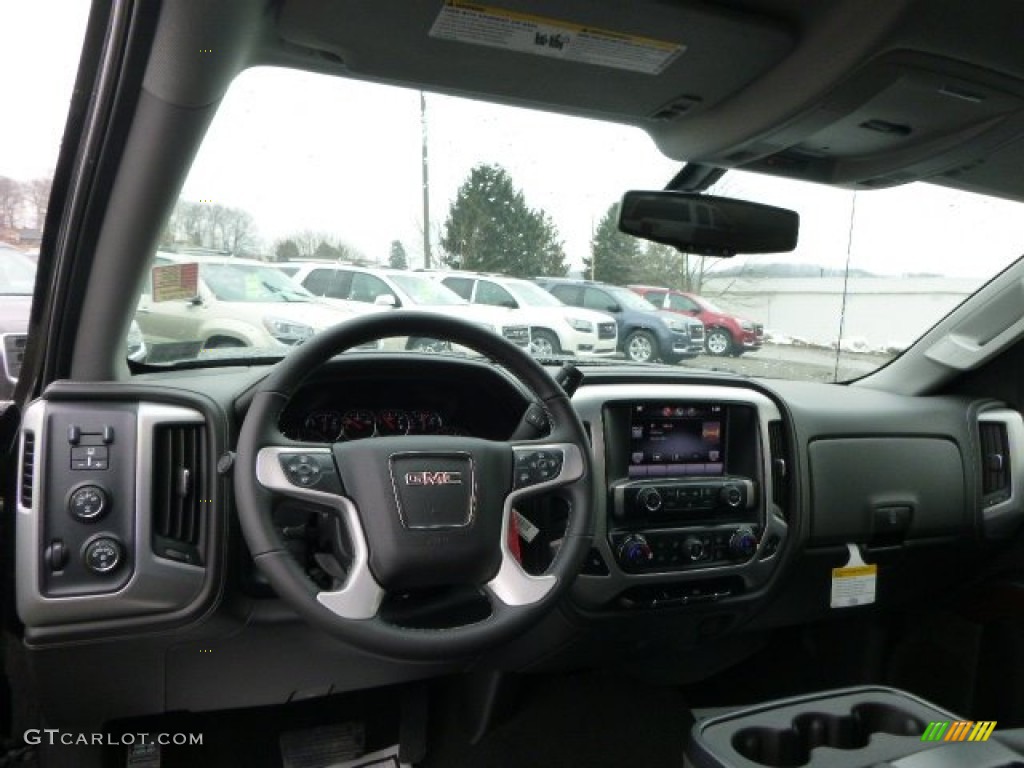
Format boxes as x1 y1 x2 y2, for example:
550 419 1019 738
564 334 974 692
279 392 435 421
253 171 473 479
569 384 790 612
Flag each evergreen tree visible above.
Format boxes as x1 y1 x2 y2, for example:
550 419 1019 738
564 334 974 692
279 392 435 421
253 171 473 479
584 202 641 285
440 164 567 278
388 240 409 269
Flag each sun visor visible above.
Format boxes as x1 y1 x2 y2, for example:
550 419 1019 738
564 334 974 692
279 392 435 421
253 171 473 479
719 52 1024 190
276 0 795 121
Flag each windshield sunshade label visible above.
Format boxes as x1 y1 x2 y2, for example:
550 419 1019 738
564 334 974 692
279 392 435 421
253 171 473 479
429 1 685 75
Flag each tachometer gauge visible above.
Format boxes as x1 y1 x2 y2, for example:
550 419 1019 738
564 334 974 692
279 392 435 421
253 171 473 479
302 410 342 442
376 409 410 436
341 409 376 440
410 409 443 434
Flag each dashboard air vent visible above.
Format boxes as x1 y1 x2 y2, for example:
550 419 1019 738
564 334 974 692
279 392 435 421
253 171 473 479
980 421 1010 503
767 420 789 517
20 431 35 507
152 423 207 565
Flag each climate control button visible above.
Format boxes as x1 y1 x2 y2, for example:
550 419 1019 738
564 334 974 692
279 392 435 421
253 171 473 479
729 527 759 559
617 535 653 569
684 536 707 562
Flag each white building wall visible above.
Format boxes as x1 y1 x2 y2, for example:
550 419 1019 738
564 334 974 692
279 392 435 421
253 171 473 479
701 277 978 350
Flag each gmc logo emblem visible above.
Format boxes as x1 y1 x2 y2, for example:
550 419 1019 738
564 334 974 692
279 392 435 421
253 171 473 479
404 471 463 486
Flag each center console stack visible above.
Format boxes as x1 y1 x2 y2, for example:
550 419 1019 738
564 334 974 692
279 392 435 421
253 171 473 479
605 401 764 573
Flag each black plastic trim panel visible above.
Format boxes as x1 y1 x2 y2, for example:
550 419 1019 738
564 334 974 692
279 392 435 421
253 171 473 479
22 381 229 645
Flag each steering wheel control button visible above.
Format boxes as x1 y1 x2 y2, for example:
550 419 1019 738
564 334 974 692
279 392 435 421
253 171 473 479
70 444 109 470
68 484 109 521
523 405 549 431
513 448 565 488
288 454 322 486
83 536 124 574
278 452 341 492
390 453 475 529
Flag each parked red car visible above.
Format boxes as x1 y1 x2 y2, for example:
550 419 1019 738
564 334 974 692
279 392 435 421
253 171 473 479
630 285 763 357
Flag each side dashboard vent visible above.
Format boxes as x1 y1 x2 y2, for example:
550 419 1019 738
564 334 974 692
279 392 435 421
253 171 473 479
980 420 1011 503
152 423 207 565
20 431 35 507
767 420 790 517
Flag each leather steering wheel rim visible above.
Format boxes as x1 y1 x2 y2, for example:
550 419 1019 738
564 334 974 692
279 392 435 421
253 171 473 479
234 311 594 660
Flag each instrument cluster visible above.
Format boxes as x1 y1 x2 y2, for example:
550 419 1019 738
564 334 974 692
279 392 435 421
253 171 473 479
295 407 468 442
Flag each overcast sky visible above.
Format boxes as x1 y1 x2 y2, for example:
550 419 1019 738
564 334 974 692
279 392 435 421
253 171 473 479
2 2 1023 280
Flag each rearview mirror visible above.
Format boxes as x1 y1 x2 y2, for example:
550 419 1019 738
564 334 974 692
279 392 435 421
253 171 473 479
618 191 799 257
374 294 397 307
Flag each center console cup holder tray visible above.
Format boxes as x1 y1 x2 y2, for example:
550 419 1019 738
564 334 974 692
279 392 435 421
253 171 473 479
687 686 966 768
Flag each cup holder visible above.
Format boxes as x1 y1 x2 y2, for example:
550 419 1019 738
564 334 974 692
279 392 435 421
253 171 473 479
731 703 927 767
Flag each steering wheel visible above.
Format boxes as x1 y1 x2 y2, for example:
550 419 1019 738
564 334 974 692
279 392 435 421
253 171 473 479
234 311 594 660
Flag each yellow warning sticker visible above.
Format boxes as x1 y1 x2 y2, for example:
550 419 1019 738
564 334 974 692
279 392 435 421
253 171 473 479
429 1 685 75
830 563 878 608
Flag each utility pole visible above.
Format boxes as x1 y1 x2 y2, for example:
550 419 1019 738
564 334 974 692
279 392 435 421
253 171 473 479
590 214 596 280
420 91 432 269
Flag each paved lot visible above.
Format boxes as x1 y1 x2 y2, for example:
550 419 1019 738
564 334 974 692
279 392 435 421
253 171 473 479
676 344 896 383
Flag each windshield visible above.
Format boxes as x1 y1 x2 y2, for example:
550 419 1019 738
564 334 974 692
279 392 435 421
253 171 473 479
0 248 37 295
202 263 315 303
389 274 467 306
694 296 725 314
505 281 564 307
130 67 1024 380
607 285 665 312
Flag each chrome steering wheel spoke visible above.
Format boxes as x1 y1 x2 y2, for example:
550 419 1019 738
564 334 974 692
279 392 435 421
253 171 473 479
256 445 384 620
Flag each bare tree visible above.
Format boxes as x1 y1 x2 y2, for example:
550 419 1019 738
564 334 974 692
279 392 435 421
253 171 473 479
0 177 22 229
25 178 52 229
285 230 363 261
222 208 257 254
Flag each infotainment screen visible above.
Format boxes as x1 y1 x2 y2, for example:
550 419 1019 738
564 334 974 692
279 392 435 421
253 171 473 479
629 403 725 477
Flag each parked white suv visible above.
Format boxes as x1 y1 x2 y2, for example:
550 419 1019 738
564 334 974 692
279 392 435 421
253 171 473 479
437 272 619 358
134 253 374 358
287 263 532 351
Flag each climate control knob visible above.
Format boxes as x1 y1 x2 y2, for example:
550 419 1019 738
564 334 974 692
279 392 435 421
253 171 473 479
617 535 653 569
684 536 706 562
636 488 663 514
729 527 759 560
720 484 744 508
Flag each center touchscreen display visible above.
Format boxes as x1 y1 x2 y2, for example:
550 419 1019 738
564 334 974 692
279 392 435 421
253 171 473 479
629 403 725 477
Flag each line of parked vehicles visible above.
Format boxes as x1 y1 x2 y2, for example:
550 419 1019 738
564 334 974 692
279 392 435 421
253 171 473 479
129 250 765 365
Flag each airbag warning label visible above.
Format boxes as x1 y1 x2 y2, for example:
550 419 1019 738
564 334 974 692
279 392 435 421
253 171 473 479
429 1 685 75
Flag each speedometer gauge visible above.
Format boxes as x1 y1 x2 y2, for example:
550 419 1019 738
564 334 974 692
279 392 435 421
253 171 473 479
302 410 342 442
410 409 443 434
376 409 410 436
341 409 376 440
